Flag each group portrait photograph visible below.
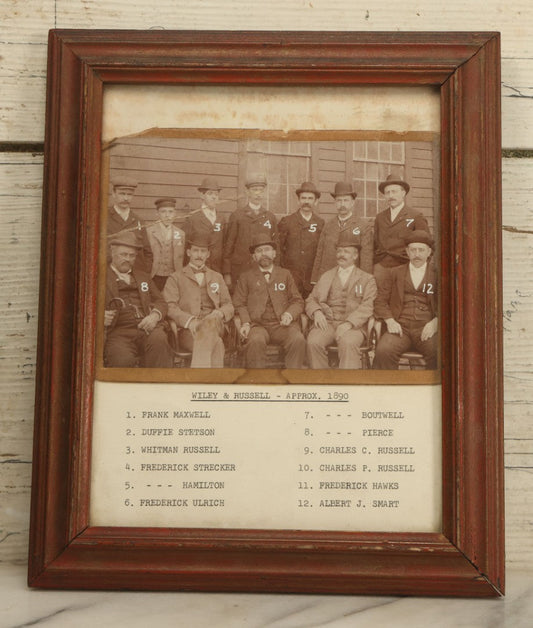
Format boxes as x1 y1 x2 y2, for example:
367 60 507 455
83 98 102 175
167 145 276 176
101 133 439 373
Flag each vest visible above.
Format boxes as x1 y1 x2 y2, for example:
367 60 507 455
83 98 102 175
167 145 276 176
398 274 433 324
327 274 349 321
199 279 215 317
156 237 175 276
114 277 143 328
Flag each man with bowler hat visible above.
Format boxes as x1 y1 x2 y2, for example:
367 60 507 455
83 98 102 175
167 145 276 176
306 231 377 369
163 235 234 368
146 197 185 291
232 234 306 369
373 173 430 287
311 181 373 283
104 231 173 368
223 173 279 288
183 177 226 274
373 230 438 370
107 175 152 273
278 181 325 299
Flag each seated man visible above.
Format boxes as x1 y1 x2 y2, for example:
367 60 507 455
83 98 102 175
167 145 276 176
163 236 234 368
306 231 377 369
104 231 173 368
232 235 306 369
373 230 438 370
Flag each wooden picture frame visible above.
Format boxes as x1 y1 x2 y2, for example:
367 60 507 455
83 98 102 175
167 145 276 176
28 30 503 597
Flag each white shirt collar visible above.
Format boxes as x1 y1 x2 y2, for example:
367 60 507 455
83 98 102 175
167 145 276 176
390 202 405 222
337 264 355 286
409 261 427 289
248 202 261 212
201 205 217 224
113 205 130 221
111 264 132 284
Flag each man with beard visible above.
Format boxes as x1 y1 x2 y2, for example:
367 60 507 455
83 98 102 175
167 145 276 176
107 175 152 272
278 181 324 299
310 181 373 284
163 235 234 368
373 173 430 287
373 230 438 370
232 234 306 369
104 231 173 368
183 177 226 274
306 231 377 369
223 173 278 288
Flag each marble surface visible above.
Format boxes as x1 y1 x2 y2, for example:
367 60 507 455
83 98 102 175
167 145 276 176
1 565 531 628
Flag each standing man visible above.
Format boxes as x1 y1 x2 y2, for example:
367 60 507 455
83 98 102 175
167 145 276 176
104 231 173 368
183 177 226 274
373 231 438 370
233 235 306 369
278 181 324 299
107 175 152 272
311 181 373 283
163 236 234 368
306 231 377 369
373 173 430 287
146 197 185 291
223 173 278 289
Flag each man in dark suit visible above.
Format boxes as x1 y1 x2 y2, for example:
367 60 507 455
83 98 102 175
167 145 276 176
163 236 234 368
311 181 373 283
104 231 173 368
373 230 438 370
232 235 306 369
223 173 279 289
278 181 324 299
183 177 226 274
373 173 430 287
306 231 377 369
107 175 152 273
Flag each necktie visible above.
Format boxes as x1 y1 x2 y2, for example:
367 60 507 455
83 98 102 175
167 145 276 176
262 271 271 283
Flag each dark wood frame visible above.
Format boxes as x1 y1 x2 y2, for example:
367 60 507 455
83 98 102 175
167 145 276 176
28 30 503 597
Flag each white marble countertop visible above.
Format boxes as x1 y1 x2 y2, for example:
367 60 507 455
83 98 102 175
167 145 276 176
1 564 531 628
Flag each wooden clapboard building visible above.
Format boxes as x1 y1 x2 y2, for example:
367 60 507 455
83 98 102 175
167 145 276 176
107 136 437 234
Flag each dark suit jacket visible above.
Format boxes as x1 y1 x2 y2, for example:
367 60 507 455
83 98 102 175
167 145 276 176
163 265 234 328
105 266 168 331
183 209 226 274
373 204 429 267
278 211 324 295
305 266 377 330
233 265 304 325
311 214 373 282
374 263 437 322
223 205 279 278
107 207 153 273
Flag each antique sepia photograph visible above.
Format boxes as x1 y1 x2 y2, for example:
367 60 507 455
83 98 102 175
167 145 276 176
101 133 439 374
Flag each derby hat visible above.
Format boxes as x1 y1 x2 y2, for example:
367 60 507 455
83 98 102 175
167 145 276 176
154 197 176 209
187 234 212 249
404 229 434 249
245 173 267 188
378 173 410 195
197 177 222 192
336 230 362 250
249 232 277 254
111 175 138 190
331 181 357 199
109 230 142 249
295 181 321 199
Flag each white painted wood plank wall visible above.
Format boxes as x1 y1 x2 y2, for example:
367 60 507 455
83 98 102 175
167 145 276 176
1 1 532 569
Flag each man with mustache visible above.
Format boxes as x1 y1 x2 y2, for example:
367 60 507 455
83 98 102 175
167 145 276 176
306 231 377 369
107 175 152 273
163 235 234 368
310 181 373 284
373 230 438 370
104 231 173 368
278 181 324 299
232 234 306 369
373 173 430 288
